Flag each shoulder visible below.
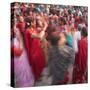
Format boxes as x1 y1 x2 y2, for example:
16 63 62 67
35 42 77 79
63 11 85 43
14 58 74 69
65 45 74 53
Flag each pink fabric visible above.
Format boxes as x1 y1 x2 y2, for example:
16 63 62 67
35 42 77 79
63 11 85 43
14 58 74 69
13 38 34 87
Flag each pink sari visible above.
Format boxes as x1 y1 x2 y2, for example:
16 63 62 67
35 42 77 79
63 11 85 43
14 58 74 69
11 36 34 87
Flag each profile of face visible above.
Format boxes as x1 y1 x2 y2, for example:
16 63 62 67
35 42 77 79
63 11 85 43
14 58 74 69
36 19 44 32
19 16 24 22
38 20 43 27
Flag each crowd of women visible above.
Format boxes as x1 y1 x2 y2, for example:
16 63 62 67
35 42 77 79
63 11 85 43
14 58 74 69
11 2 88 87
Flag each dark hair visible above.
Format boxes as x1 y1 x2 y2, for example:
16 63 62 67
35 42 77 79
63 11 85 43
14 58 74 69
81 27 88 37
68 9 71 15
77 25 82 31
59 17 66 25
25 18 33 29
46 26 60 46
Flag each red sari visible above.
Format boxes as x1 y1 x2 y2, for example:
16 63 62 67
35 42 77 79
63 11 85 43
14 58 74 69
24 28 45 81
16 22 25 33
72 37 88 83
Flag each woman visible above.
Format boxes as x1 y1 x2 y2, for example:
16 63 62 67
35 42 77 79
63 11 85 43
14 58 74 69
24 17 47 81
46 26 75 85
58 17 67 32
11 25 34 87
71 25 81 53
16 16 26 33
72 27 88 83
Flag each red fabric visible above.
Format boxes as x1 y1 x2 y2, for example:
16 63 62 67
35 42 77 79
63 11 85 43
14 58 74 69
24 29 45 81
63 72 69 84
11 46 23 57
16 22 25 33
11 38 23 57
74 16 79 29
72 38 88 83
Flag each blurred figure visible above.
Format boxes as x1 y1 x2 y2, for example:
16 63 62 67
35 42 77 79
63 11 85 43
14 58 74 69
24 17 47 81
58 17 67 32
71 25 81 53
16 16 26 33
72 27 88 83
11 25 34 87
46 26 75 85
11 3 88 86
